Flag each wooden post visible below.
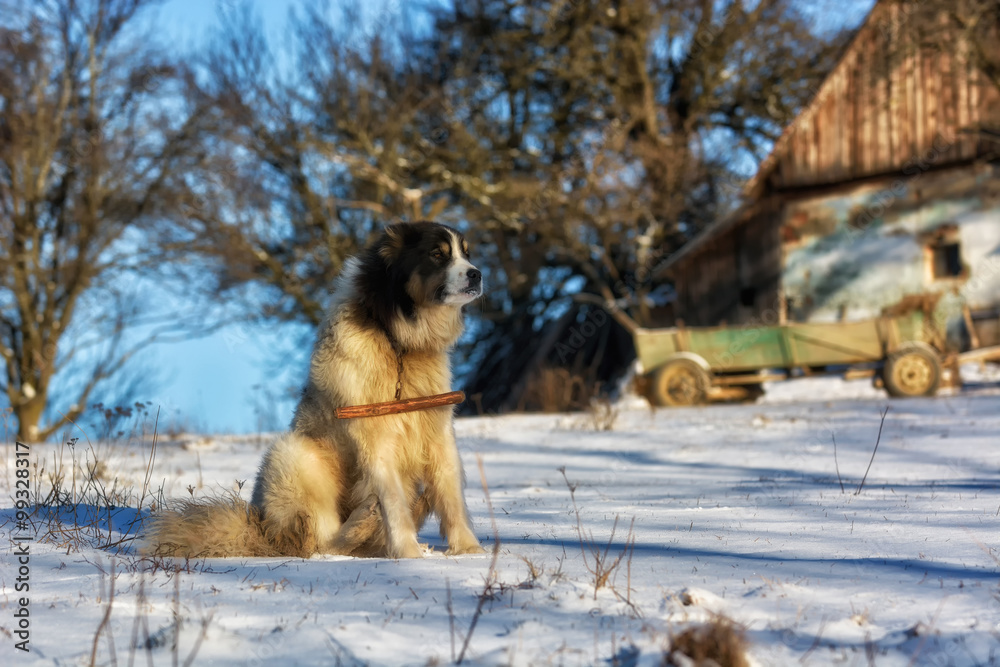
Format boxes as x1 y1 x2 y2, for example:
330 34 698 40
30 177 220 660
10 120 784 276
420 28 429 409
962 304 981 350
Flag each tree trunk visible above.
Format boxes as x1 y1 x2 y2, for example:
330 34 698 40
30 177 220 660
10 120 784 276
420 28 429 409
15 395 46 443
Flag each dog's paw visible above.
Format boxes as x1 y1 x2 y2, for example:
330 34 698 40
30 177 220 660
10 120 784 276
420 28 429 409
392 538 425 559
446 540 486 556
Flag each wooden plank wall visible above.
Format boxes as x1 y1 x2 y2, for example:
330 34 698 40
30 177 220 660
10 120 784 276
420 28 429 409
672 199 783 326
763 1 999 192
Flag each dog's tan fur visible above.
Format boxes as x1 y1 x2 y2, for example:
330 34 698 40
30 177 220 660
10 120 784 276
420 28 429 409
145 223 483 559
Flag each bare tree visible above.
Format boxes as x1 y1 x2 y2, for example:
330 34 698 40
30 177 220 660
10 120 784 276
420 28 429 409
176 3 471 327
177 0 857 413
429 0 852 409
0 0 202 441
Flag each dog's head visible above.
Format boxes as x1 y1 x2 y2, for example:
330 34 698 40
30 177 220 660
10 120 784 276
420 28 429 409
377 222 483 307
356 222 483 330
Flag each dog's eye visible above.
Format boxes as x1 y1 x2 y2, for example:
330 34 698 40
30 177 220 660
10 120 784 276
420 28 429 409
431 249 445 260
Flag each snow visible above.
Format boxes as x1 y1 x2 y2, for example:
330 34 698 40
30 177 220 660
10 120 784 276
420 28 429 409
3 368 1000 666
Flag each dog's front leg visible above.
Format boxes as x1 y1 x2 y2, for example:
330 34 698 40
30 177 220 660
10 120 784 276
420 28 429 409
369 455 423 559
427 426 485 556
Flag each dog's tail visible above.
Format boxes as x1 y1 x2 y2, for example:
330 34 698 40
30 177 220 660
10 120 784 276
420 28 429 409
142 494 280 559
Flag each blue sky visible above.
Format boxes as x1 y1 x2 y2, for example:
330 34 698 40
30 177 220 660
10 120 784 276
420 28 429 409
142 0 409 434
142 0 306 434
153 0 294 48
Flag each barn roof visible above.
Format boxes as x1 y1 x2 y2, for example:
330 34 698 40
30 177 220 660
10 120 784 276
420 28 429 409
658 0 998 277
654 205 745 277
741 0 888 200
655 2 883 277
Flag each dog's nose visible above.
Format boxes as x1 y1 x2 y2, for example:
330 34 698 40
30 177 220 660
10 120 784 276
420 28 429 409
467 268 482 285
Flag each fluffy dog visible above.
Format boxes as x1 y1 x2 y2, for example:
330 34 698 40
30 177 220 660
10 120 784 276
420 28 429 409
146 222 484 559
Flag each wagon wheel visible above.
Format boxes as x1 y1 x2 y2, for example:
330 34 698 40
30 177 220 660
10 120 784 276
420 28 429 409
648 359 710 407
883 345 941 398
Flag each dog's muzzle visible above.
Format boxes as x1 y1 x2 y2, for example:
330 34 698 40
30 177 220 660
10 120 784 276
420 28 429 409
465 268 482 296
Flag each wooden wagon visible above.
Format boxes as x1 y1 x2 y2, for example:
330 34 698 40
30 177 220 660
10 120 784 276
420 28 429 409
586 298 1000 407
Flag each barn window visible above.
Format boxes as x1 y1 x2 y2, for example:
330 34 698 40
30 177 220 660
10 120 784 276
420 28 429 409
930 242 962 279
922 224 964 281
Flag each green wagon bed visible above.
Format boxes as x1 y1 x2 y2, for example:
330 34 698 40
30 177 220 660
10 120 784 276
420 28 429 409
595 304 944 407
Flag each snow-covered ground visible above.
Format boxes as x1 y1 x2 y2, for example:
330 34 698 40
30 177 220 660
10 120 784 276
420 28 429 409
3 367 1000 666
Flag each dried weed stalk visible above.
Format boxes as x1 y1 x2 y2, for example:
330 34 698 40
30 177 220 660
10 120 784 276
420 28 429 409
558 467 636 602
454 455 501 664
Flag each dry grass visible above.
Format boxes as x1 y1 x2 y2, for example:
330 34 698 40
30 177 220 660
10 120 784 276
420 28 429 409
7 403 219 666
452 455 502 664
520 367 605 412
666 617 750 667
29 441 161 556
519 555 544 586
587 398 619 431
558 467 637 607
9 404 177 568
86 562 211 667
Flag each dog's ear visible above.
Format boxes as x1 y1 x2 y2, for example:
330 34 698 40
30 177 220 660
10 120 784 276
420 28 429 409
378 224 408 263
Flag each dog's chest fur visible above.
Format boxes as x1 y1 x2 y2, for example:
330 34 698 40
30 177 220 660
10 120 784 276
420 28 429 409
291 300 459 449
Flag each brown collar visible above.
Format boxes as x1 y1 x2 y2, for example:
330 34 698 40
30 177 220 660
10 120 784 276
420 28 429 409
334 391 465 419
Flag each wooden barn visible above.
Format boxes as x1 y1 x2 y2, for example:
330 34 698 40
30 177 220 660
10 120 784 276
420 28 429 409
658 0 1000 350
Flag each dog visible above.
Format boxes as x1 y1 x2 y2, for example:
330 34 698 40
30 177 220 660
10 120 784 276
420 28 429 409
145 221 485 559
